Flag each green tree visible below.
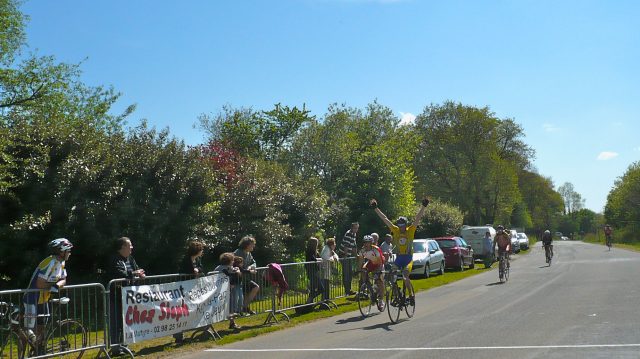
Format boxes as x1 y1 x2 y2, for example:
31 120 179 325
413 101 533 225
605 161 640 242
517 169 564 232
288 102 419 236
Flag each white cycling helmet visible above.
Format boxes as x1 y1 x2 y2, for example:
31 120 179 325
48 238 73 253
362 235 374 243
544 230 551 234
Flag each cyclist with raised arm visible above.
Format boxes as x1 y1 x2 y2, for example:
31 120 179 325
371 196 429 305
493 226 511 269
358 235 386 311
542 229 553 262
23 238 73 354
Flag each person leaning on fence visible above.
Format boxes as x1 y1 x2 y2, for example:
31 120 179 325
305 237 324 304
320 238 339 301
174 240 205 345
214 253 242 331
23 238 73 354
106 237 145 354
338 222 359 296
231 256 251 315
233 235 260 315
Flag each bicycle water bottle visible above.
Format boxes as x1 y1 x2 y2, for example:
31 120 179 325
27 329 36 343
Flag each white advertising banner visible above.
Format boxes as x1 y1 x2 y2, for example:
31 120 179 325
121 273 229 344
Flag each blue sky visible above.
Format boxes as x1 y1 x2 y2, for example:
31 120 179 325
20 0 640 213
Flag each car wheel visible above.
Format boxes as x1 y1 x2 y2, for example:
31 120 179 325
458 257 464 272
424 263 430 278
438 261 445 275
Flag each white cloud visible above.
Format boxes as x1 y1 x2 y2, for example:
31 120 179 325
399 112 416 126
543 123 560 133
597 151 619 160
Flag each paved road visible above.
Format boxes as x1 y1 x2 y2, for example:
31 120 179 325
183 241 640 359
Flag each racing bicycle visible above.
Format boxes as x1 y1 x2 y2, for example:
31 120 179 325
0 297 87 359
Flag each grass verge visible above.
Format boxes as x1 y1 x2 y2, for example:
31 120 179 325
582 233 640 252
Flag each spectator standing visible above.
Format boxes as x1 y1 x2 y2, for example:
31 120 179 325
371 232 380 245
23 238 73 354
233 235 260 315
106 237 145 354
305 237 324 304
482 231 494 268
320 238 339 301
379 234 395 271
338 222 359 295
214 253 243 331
174 240 205 345
179 240 205 278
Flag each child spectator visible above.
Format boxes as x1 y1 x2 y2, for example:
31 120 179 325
214 253 242 331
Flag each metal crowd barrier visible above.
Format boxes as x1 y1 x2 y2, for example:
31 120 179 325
0 283 109 359
106 273 223 358
1 258 360 358
249 257 357 325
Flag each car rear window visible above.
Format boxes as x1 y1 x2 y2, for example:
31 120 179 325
436 240 456 248
413 242 427 253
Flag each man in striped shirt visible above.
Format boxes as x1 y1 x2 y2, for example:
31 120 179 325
338 222 359 295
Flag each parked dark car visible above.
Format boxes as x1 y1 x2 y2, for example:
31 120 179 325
434 236 475 271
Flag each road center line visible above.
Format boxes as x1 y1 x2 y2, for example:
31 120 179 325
205 344 640 352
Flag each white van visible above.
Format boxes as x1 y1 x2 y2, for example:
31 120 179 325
460 225 496 259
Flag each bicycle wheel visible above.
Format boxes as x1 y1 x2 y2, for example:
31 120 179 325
403 282 415 318
357 281 373 318
386 282 402 324
45 319 87 359
1 329 26 359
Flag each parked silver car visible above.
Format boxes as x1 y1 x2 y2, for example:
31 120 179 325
517 232 529 250
510 229 521 253
411 239 445 278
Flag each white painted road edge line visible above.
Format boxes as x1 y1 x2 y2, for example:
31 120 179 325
205 344 640 352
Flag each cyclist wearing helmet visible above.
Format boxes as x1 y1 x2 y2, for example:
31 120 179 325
604 224 613 247
371 196 429 304
358 235 386 310
23 238 73 351
542 229 553 258
494 225 511 267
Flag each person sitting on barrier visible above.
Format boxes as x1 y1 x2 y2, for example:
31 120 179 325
233 235 260 315
174 240 206 345
23 238 73 354
214 253 242 331
106 236 145 354
320 238 339 301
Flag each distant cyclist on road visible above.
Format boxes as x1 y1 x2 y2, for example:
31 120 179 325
542 229 553 260
371 196 429 305
604 224 613 248
493 225 511 268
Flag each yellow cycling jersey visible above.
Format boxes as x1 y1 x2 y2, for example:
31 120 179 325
390 225 417 255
